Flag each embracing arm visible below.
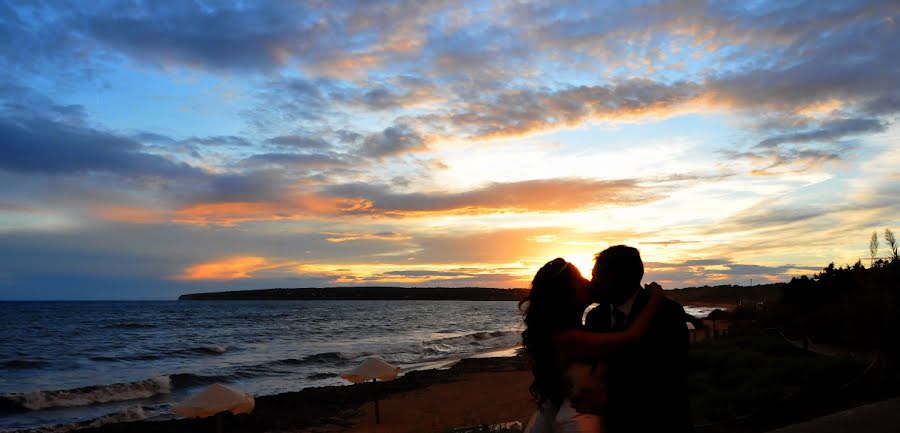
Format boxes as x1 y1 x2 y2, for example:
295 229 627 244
554 283 665 361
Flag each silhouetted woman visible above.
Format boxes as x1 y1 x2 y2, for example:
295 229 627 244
519 258 663 433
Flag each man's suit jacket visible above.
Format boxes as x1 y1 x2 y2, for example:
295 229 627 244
584 288 694 433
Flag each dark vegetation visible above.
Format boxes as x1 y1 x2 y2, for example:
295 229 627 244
686 230 900 432
689 335 899 433
774 258 900 364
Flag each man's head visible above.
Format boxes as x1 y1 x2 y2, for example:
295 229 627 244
591 245 644 304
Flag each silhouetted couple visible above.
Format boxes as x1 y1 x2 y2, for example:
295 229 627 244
521 245 693 433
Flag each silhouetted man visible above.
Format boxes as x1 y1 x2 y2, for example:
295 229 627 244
577 245 694 433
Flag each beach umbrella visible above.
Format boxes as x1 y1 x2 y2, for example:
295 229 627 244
686 321 697 343
341 357 400 424
173 383 255 433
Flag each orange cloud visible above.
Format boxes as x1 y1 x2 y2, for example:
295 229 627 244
176 256 271 281
98 177 660 226
98 194 374 226
173 196 372 225
324 232 412 243
97 206 168 224
172 202 289 226
294 262 535 286
327 177 663 219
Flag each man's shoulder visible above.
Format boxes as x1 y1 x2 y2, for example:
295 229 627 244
661 296 686 313
584 304 609 331
658 297 687 323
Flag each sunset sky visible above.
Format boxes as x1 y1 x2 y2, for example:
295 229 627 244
1 1 898 300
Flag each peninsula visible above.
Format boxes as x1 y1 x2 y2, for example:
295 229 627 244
179 283 782 304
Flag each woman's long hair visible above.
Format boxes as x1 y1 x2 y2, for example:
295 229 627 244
519 258 586 408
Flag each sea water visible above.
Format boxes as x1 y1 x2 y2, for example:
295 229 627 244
0 300 715 431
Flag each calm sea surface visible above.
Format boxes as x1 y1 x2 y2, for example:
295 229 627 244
0 301 715 431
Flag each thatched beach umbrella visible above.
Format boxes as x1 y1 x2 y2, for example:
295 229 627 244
173 383 255 433
341 357 400 424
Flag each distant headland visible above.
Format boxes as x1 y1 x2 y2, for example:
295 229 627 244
665 282 785 307
178 283 782 303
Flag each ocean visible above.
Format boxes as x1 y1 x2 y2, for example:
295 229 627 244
0 301 716 431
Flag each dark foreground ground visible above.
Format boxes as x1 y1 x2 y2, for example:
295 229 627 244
71 357 527 433
765 396 900 433
24 334 900 433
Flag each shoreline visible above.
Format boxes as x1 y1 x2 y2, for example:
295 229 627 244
23 354 531 433
8 305 724 433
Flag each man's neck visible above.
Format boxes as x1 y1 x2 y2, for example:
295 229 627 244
613 286 640 307
609 287 641 328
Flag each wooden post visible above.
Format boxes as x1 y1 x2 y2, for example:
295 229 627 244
372 378 380 424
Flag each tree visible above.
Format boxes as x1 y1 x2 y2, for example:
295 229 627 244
870 231 879 263
886 228 898 261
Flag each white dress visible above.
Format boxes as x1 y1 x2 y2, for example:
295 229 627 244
524 363 605 433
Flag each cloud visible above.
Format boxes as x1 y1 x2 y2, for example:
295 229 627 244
411 228 571 265
246 77 342 127
0 202 34 213
427 79 701 140
175 256 274 281
2 0 899 300
325 232 412 243
325 177 655 216
193 172 287 203
381 270 474 277
100 194 372 226
645 259 821 288
681 259 730 266
97 176 657 225
295 262 531 286
238 153 349 170
639 240 701 247
738 147 847 176
330 75 441 110
0 114 201 178
80 2 321 72
359 123 427 158
265 135 332 149
756 118 886 148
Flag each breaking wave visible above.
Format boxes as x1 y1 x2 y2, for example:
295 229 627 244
265 351 372 368
188 344 228 355
1 377 171 412
89 345 228 363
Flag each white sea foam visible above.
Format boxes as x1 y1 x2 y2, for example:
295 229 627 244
16 406 147 433
5 376 172 411
422 330 521 357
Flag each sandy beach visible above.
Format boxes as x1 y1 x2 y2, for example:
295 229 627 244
67 355 533 433
343 369 533 433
